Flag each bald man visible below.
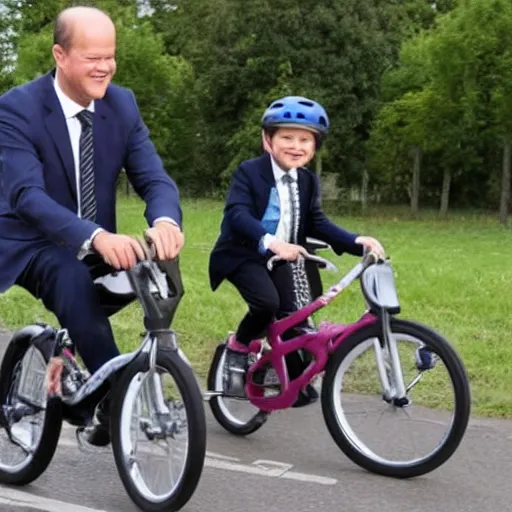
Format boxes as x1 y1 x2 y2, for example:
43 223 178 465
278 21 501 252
0 6 184 446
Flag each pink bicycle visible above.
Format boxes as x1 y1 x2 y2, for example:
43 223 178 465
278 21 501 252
206 251 471 478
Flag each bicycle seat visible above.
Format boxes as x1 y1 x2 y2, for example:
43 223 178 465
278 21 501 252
360 261 401 315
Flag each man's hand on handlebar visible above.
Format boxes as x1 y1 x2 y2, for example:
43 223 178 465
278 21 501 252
92 221 184 271
268 239 308 261
145 221 184 262
92 232 147 270
355 236 385 261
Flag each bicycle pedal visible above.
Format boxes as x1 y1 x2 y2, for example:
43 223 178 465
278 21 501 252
223 368 246 397
2 403 38 424
393 396 412 408
226 366 246 374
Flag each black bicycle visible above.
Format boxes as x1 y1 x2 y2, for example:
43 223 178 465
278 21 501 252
0 238 206 511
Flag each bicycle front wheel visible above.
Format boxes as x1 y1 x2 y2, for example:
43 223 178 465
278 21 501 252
321 318 470 478
111 348 206 511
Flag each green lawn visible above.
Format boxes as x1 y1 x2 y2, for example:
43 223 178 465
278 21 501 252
1 195 511 418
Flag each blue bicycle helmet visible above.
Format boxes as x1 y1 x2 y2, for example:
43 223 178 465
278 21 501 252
261 96 330 136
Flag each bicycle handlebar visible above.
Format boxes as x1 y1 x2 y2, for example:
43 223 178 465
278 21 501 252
267 252 338 272
362 249 380 269
124 235 185 330
126 235 182 301
266 248 381 273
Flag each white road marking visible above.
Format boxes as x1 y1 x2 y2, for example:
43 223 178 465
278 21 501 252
57 430 338 485
0 427 338 510
205 450 241 462
281 471 338 485
204 457 337 485
0 487 106 512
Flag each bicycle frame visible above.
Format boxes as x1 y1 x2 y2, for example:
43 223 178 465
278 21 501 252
59 258 184 409
0 253 188 461
244 253 406 412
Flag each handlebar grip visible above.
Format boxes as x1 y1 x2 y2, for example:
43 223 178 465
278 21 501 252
266 252 338 272
141 234 157 260
362 250 379 269
266 255 281 272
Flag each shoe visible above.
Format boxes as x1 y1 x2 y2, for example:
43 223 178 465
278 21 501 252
415 346 436 371
83 422 110 447
226 333 250 354
83 399 111 447
306 383 319 400
292 384 318 408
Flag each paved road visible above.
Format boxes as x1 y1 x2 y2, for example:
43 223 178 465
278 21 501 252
0 330 511 512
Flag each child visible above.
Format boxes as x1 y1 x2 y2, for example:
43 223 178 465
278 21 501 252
209 96 385 406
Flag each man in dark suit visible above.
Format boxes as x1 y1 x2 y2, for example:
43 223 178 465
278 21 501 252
0 6 184 445
209 96 385 406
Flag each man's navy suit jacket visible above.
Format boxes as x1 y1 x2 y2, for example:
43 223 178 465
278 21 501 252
0 70 181 292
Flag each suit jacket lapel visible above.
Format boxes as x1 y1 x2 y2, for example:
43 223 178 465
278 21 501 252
258 152 276 218
93 100 110 184
42 71 112 209
260 152 275 186
42 71 77 202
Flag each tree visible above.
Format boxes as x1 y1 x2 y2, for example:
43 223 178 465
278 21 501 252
146 0 446 193
0 3 15 94
430 0 512 223
369 0 512 218
11 0 201 189
367 88 438 212
367 31 439 212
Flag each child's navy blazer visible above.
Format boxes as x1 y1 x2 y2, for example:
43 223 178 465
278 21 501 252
208 152 363 291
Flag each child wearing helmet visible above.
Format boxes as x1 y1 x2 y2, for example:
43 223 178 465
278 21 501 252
209 96 385 406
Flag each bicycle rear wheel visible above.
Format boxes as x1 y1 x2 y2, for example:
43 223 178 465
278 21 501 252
111 348 206 511
321 318 470 478
207 343 269 436
0 327 62 485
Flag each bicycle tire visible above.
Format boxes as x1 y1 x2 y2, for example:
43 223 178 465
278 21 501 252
321 318 471 478
0 331 62 485
207 343 269 436
111 348 206 511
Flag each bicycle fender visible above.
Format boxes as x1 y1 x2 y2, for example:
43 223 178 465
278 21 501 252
6 324 58 363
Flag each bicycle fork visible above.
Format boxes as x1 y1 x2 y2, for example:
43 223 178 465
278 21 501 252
373 311 410 407
140 335 183 439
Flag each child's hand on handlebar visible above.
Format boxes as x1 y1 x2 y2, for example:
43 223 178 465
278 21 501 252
355 236 386 260
268 239 308 261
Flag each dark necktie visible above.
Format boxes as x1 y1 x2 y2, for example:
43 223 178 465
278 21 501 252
283 171 313 326
76 110 96 221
